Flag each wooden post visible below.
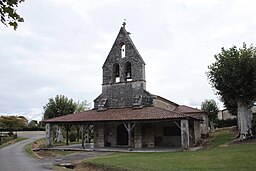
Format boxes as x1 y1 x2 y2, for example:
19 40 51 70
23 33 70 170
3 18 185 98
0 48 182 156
64 124 71 146
123 123 135 149
81 124 85 149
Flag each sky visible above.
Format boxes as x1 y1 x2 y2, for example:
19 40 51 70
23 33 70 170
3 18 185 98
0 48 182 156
1 0 256 121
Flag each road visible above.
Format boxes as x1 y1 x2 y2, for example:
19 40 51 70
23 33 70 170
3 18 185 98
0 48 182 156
0 131 52 171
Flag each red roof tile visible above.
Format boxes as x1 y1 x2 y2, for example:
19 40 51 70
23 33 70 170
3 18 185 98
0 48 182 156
44 107 192 123
174 105 204 114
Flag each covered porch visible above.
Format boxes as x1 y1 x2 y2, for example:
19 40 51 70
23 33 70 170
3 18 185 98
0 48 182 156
44 107 201 150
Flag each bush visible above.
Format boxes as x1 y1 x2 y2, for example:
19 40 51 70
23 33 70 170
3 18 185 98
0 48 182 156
69 131 76 142
215 118 237 128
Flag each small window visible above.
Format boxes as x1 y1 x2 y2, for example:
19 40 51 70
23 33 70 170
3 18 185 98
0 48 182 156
120 43 125 58
113 63 120 83
164 126 181 136
125 62 132 81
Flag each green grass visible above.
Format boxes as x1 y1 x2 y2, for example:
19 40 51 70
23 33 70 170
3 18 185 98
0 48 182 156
209 128 235 148
83 128 256 171
25 142 39 158
0 136 27 149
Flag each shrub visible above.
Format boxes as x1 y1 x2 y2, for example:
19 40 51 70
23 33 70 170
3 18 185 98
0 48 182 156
69 131 76 142
215 118 237 128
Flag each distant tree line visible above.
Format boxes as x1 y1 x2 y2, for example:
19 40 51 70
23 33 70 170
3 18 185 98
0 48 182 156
0 115 45 134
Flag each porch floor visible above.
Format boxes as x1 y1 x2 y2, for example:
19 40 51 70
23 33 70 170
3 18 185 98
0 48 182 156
36 143 203 152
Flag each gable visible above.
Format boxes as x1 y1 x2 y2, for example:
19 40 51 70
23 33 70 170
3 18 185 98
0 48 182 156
103 26 145 67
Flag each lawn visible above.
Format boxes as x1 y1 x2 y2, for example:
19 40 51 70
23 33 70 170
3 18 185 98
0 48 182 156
83 128 256 171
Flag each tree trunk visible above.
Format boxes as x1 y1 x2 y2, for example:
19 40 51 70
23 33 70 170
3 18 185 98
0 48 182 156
237 102 253 140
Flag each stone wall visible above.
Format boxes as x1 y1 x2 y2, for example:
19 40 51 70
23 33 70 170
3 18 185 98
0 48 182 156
94 82 153 109
186 113 209 136
154 122 181 147
102 27 145 85
153 98 178 111
194 120 201 144
94 123 105 148
105 123 117 147
142 123 155 147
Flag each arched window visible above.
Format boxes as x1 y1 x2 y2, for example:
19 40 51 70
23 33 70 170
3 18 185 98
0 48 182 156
125 61 132 81
120 43 125 58
113 63 120 83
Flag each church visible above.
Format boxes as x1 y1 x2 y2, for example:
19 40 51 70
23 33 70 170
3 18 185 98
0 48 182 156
44 23 208 150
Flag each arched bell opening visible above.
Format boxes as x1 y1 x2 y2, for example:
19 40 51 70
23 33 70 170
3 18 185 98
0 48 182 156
120 42 126 58
125 61 132 82
113 63 120 83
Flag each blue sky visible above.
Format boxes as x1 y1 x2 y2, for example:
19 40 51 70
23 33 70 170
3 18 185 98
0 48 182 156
1 0 256 121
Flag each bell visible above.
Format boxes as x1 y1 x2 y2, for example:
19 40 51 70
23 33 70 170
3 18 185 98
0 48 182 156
126 72 131 79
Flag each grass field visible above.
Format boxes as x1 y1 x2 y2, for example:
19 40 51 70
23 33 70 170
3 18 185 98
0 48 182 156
82 128 256 171
0 136 27 149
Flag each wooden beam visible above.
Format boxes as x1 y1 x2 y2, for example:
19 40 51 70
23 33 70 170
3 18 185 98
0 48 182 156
123 123 135 148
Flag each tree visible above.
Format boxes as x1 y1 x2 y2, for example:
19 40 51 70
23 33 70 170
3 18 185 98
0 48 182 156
74 100 91 141
0 0 25 30
43 95 77 120
201 99 219 123
44 95 77 145
0 116 27 134
75 100 91 113
207 43 256 140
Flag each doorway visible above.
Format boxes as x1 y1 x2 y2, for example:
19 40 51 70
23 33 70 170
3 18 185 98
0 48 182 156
117 124 128 145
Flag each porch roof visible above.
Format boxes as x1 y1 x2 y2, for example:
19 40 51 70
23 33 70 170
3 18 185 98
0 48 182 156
174 105 205 114
44 106 196 124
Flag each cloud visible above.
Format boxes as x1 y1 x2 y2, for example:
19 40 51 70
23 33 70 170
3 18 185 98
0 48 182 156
1 0 256 120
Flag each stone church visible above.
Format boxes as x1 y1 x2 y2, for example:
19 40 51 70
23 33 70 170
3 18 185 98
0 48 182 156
44 23 208 149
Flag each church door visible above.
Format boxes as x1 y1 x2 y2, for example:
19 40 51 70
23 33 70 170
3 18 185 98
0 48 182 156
117 124 128 145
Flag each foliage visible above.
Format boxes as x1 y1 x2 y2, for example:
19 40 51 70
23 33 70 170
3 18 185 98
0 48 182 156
0 0 24 30
207 43 256 110
215 118 237 128
208 43 256 139
0 136 27 148
221 97 238 116
43 95 77 120
201 99 219 123
69 131 76 142
0 116 27 133
75 100 91 113
28 120 37 128
74 100 91 141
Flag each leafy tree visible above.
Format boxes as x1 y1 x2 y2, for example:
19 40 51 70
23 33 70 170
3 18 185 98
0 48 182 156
43 95 77 120
44 95 77 145
75 100 91 113
0 116 27 134
201 99 219 123
0 0 25 30
207 43 256 140
28 120 37 128
74 100 91 141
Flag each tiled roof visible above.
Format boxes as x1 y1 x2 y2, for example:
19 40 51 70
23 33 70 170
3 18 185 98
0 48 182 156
44 107 192 123
174 105 204 114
